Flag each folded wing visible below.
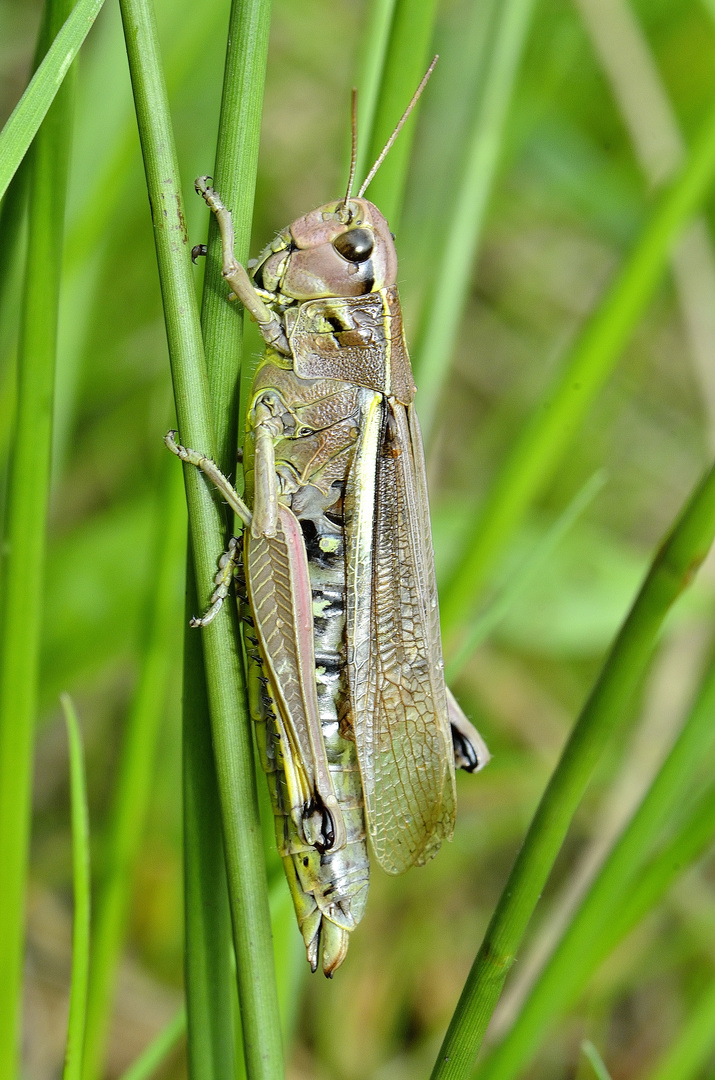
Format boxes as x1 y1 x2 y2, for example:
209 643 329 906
345 391 455 875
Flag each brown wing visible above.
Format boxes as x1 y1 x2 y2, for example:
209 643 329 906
246 504 346 850
345 392 455 875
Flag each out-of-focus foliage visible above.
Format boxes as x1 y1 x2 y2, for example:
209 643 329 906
2 0 715 1077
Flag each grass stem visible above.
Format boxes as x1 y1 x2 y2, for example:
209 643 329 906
581 1041 613 1080
182 1 275 1075
646 973 715 1080
118 1009 187 1080
61 694 91 1080
118 0 282 1075
82 461 186 1080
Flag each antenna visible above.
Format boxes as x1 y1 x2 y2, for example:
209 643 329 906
357 55 438 199
339 88 359 220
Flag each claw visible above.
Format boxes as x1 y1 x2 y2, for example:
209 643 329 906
194 174 214 195
164 429 181 455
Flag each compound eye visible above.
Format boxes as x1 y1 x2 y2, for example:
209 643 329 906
333 227 374 263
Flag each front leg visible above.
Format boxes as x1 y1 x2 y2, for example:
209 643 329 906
165 431 253 625
165 431 252 527
195 176 290 355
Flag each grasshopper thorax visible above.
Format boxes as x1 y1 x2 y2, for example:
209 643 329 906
249 197 397 302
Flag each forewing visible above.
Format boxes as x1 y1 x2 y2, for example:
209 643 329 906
345 396 455 875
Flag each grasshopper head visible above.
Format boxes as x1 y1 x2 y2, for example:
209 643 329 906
250 198 397 302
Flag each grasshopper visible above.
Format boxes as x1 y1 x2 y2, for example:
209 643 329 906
167 61 489 976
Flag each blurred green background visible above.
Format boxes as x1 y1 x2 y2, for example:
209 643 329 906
2 0 715 1077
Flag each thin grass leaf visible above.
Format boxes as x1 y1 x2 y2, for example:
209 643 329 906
117 1 283 1076
411 0 537 441
359 0 440 228
0 170 28 362
608 783 715 947
475 647 715 1080
63 0 227 274
60 694 91 1080
82 460 186 1080
0 170 27 509
446 469 606 679
0 1 77 1071
0 0 105 203
354 0 398 183
581 1041 613 1080
182 575 237 1080
52 0 230 486
647 977 715 1080
117 1009 187 1080
199 0 272 471
439 96 715 648
485 779 715 1069
430 457 715 1080
574 0 715 441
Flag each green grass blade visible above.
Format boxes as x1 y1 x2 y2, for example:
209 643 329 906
60 695 91 1080
118 1009 187 1080
0 1 77 1071
475 631 715 1080
608 783 715 948
429 458 715 1080
0 169 28 363
581 1041 613 1080
446 470 606 679
182 586 237 1080
52 1 230 487
354 0 398 184
0 0 105 203
575 0 715 437
359 0 440 228
647 977 715 1080
439 96 715 648
117 1 283 1076
82 460 186 1080
199 0 272 471
0 169 27 504
63 0 227 276
486 781 715 1077
509 782 715 1078
411 0 537 442
523 783 715 1057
